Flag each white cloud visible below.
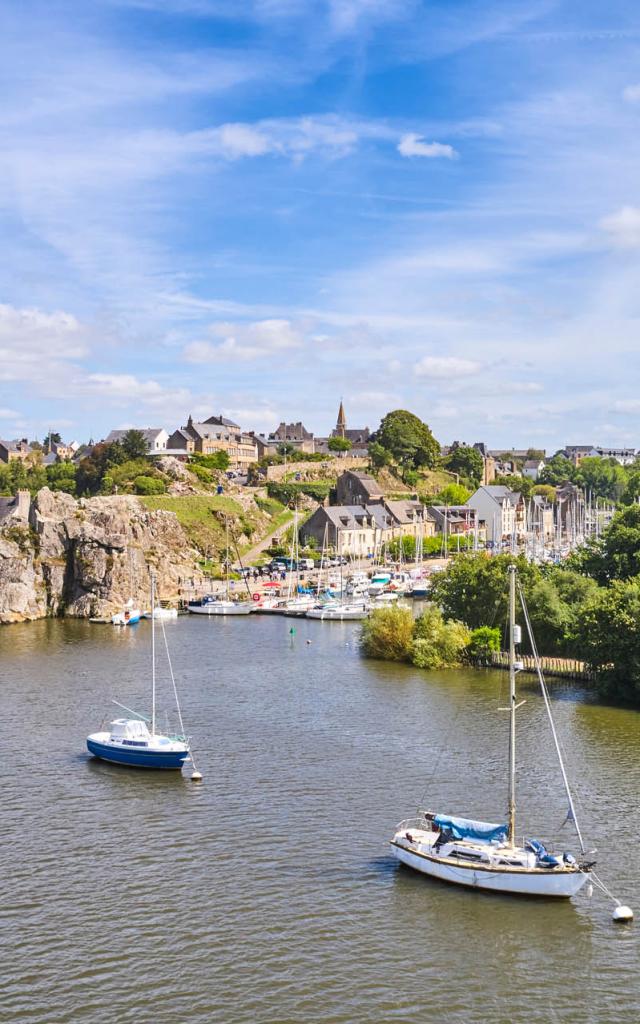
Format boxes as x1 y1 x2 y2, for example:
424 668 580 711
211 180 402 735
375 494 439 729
397 133 457 159
184 319 304 362
415 356 483 378
83 373 192 411
622 84 640 104
0 408 20 419
600 206 640 249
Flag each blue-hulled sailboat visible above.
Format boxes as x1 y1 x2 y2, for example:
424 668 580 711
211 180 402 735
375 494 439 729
87 573 191 771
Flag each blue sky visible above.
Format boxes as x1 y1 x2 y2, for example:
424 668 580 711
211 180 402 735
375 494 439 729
2 0 640 449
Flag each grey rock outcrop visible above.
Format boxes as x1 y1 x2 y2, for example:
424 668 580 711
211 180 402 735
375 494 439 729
0 488 203 623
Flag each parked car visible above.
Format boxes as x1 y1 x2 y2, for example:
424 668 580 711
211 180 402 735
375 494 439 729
298 558 315 571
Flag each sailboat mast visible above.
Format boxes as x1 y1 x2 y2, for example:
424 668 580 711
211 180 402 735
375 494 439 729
508 563 516 845
151 571 156 735
225 518 230 601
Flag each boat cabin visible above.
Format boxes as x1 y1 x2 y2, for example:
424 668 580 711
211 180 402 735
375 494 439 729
109 718 152 746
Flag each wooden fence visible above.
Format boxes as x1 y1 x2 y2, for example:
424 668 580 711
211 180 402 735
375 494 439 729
490 651 590 681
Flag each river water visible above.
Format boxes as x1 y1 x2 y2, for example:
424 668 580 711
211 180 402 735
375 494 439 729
1 615 638 1024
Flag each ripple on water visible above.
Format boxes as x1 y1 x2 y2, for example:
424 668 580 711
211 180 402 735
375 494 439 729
0 616 639 1023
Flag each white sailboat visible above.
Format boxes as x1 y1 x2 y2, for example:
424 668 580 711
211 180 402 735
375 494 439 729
188 519 252 616
390 564 593 898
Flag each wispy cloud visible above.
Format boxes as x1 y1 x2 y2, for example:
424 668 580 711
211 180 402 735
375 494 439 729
397 134 457 159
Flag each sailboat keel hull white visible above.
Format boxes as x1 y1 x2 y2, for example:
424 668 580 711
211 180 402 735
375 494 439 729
391 842 589 897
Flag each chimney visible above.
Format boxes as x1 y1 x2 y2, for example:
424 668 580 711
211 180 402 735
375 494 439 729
15 489 31 522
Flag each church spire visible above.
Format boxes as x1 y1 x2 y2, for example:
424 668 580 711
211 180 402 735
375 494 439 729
336 399 346 438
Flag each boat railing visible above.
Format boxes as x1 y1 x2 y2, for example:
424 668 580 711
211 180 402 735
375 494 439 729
395 816 433 833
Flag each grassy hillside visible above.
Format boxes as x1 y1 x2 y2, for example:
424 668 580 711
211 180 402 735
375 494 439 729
139 493 291 561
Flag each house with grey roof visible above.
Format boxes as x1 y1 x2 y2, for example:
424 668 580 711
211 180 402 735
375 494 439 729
0 439 34 464
467 485 526 548
104 428 169 452
335 470 384 506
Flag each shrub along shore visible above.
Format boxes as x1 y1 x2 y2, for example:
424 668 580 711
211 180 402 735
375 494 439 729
360 504 640 706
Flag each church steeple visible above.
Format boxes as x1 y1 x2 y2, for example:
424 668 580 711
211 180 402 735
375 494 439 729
336 399 346 438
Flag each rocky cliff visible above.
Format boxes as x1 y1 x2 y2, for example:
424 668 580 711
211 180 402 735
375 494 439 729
0 488 203 623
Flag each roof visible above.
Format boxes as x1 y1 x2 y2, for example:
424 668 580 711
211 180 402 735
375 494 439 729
475 485 522 505
105 428 166 446
523 459 543 468
204 414 241 429
383 499 423 524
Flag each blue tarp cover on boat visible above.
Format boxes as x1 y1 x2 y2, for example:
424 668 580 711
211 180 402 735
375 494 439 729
434 814 508 844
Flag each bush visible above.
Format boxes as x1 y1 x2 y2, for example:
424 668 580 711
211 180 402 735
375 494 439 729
267 481 331 504
467 626 501 663
134 475 166 495
191 451 230 471
190 464 213 484
360 606 415 661
410 606 470 669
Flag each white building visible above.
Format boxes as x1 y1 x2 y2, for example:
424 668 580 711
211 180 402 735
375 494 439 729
104 428 169 452
467 485 526 549
523 458 545 480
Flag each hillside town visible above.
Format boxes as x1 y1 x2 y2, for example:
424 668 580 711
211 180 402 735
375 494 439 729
0 401 629 563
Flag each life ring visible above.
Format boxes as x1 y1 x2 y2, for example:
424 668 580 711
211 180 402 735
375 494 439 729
252 593 261 602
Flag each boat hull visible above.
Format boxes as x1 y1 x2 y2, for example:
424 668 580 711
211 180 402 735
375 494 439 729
87 737 189 769
306 606 369 620
390 841 589 897
187 603 252 615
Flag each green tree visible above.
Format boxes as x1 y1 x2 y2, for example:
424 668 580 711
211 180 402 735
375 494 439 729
46 461 77 495
577 579 640 701
538 455 577 487
328 436 352 452
43 431 62 448
569 503 640 584
575 457 626 501
121 429 150 461
429 553 540 633
376 410 440 476
434 483 471 506
443 445 484 486
531 484 556 503
368 441 390 469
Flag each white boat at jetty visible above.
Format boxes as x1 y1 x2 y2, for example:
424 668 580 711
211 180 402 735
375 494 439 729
188 595 252 616
306 600 369 620
188 519 252 616
391 564 594 899
143 606 178 620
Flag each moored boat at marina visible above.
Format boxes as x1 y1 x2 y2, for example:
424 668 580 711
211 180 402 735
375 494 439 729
306 599 369 620
188 595 252 615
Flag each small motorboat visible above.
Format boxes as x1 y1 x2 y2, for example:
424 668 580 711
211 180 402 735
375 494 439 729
188 595 252 615
142 606 178 620
306 600 369 620
112 600 141 625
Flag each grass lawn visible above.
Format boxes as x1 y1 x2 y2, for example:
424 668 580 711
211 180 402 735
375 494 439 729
139 494 244 554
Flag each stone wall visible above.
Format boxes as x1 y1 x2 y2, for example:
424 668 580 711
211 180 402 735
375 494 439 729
265 455 369 482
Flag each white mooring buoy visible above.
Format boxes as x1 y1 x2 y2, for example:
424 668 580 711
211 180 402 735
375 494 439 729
613 905 633 923
191 770 203 783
